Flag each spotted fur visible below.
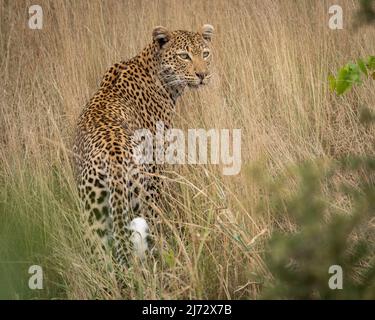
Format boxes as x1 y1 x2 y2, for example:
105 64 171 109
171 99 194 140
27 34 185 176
73 25 214 265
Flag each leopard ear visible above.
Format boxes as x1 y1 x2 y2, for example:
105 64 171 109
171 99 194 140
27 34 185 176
152 26 171 49
201 24 214 42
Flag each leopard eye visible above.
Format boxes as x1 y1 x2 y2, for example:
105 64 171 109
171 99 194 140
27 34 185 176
178 52 190 60
203 51 210 58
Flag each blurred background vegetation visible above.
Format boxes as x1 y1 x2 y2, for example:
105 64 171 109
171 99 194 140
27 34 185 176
262 0 375 299
0 0 374 299
262 153 375 299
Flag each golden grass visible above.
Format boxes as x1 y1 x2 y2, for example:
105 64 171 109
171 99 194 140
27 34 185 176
0 0 374 299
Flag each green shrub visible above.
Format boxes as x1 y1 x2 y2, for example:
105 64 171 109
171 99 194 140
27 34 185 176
262 157 375 299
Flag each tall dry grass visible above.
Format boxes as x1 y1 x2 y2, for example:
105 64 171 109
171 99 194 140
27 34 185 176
0 0 374 299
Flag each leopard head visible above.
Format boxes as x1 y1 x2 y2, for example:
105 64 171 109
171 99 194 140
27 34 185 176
153 24 214 89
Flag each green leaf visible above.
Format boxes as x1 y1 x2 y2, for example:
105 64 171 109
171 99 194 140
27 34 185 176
357 59 368 76
347 63 362 84
367 56 375 70
328 74 336 92
335 67 351 95
328 56 374 95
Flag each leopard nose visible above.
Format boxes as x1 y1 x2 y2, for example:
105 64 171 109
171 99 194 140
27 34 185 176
196 72 207 81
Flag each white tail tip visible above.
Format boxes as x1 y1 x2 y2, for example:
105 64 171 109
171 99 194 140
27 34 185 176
129 217 149 260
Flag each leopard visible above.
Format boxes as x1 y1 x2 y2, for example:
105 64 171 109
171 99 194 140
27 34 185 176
73 24 214 266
